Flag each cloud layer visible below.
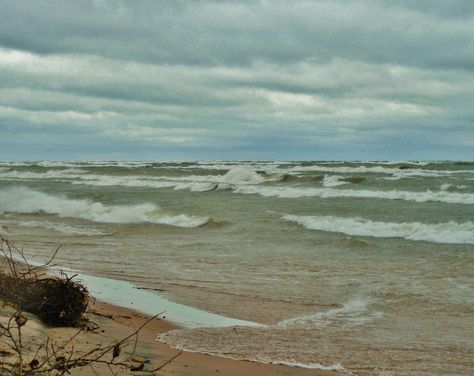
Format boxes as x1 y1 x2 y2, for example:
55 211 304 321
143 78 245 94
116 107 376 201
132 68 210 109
0 0 473 160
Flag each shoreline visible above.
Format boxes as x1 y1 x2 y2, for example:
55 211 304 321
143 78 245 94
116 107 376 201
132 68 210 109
88 299 341 375
0 296 340 375
0 252 341 375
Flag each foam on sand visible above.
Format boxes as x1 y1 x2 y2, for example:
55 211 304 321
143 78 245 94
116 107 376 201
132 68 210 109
283 214 474 244
8 252 262 329
79 274 263 328
0 187 210 228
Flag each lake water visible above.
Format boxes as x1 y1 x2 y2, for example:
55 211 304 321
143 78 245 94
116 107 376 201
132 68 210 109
1 160 473 375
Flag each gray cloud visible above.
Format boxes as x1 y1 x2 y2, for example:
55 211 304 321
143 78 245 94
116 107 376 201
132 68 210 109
0 0 473 160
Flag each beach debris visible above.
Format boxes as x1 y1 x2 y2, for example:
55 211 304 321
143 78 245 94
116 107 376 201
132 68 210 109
130 362 145 371
1 235 172 375
0 235 89 327
29 358 39 369
112 343 121 359
14 313 27 327
0 274 89 327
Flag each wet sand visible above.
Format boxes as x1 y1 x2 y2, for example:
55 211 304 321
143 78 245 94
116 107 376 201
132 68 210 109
0 298 339 375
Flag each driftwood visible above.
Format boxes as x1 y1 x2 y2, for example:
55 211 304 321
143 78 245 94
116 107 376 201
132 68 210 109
0 234 181 375
0 236 88 327
0 274 88 327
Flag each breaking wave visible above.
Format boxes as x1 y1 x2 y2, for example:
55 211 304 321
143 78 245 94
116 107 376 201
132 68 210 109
0 187 210 228
236 185 474 204
0 168 87 180
321 175 366 187
282 214 474 244
66 167 286 191
287 164 474 177
322 175 348 187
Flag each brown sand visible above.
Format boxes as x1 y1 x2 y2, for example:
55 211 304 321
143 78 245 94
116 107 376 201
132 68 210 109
1 298 339 375
85 300 339 375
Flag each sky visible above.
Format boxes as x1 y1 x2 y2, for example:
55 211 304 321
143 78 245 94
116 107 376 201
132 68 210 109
0 0 473 161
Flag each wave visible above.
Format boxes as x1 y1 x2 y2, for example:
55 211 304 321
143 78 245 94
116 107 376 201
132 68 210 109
361 161 431 166
322 175 348 188
159 332 348 373
342 175 366 184
0 219 108 236
48 167 286 190
313 174 364 186
440 183 469 192
0 187 210 228
71 175 178 189
259 359 347 372
3 167 474 205
221 166 264 183
282 214 474 244
287 164 474 178
0 168 88 180
0 161 156 168
236 185 474 204
278 296 382 329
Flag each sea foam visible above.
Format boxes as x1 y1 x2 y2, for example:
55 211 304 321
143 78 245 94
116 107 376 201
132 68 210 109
283 214 474 244
0 220 108 236
278 296 382 329
0 187 209 228
287 164 474 177
64 166 279 190
0 168 87 180
322 175 348 187
237 185 474 204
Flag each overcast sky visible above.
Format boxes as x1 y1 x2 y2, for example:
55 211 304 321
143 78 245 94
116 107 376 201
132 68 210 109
0 0 473 161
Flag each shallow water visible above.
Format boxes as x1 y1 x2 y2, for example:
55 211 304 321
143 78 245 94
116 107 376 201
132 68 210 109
1 160 473 375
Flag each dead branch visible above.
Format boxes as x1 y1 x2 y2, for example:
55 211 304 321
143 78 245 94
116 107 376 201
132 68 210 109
0 235 174 375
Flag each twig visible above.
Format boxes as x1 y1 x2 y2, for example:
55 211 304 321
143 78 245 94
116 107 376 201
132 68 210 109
152 351 183 372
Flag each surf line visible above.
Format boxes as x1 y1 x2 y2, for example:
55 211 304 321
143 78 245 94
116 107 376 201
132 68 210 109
9 253 263 329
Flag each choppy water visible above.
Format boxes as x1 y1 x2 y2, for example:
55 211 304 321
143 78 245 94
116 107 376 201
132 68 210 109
1 160 473 375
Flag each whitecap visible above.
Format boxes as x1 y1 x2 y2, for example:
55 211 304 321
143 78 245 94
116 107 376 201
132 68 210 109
0 168 87 180
236 185 474 204
287 164 474 178
221 166 265 184
322 175 348 188
282 214 474 244
0 187 209 228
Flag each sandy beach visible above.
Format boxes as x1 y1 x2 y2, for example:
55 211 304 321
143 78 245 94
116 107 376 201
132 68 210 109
1 296 338 375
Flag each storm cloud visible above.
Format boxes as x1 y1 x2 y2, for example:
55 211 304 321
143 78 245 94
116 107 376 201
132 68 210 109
0 0 473 160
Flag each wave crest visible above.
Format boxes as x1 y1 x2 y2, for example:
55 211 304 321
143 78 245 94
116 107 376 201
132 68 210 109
0 187 210 228
237 185 474 204
283 214 474 244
